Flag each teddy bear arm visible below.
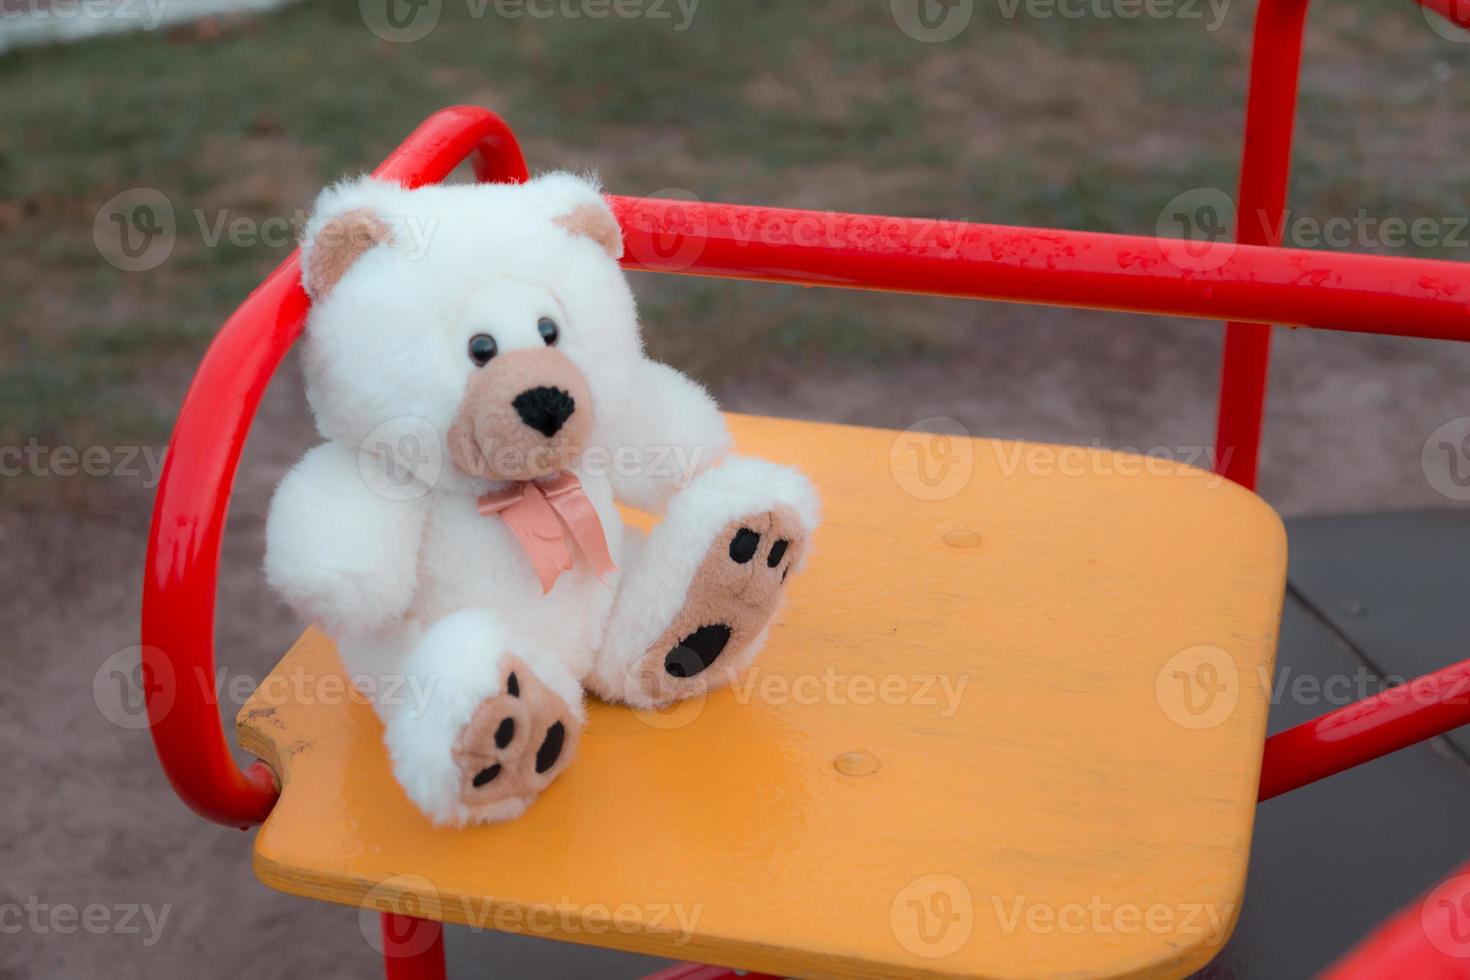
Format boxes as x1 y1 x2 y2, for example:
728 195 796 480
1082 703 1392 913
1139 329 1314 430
601 358 731 515
264 442 427 638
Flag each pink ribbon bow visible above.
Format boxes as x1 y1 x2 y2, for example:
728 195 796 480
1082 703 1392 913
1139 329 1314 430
476 472 618 594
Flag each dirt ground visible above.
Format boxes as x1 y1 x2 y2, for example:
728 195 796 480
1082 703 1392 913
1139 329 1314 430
4 1 1470 977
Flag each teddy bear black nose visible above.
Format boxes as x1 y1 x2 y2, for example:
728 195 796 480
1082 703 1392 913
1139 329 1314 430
512 386 576 437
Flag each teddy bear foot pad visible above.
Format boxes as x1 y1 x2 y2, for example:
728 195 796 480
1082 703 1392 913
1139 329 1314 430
450 655 580 823
640 506 806 704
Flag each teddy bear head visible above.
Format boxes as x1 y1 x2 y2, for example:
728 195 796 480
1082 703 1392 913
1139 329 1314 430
297 172 641 492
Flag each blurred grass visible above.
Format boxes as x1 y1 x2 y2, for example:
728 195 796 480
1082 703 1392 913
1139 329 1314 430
1 0 1467 452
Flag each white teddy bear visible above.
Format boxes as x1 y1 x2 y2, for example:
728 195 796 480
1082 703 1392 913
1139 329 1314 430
264 173 819 826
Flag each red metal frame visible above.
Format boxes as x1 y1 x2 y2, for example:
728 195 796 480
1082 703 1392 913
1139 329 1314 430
381 913 447 980
140 1 1470 974
141 106 529 830
1212 0 1309 491
1323 857 1470 979
1260 658 1470 801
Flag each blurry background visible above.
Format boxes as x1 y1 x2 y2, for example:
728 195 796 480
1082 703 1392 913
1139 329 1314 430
2 0 1469 977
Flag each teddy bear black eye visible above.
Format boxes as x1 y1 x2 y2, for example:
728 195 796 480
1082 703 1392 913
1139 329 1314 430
538 317 559 347
468 333 498 367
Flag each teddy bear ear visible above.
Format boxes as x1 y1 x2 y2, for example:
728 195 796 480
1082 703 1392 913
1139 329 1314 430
300 179 397 301
536 172 623 260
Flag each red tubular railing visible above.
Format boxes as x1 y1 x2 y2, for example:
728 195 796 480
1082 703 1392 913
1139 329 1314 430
1322 856 1470 978
1213 0 1310 491
140 106 530 830
1259 659 1470 801
609 197 1470 340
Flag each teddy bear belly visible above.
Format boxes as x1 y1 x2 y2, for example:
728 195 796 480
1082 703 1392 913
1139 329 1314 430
406 484 624 680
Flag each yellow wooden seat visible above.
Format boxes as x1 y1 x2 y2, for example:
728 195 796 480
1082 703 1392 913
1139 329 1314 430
239 413 1284 980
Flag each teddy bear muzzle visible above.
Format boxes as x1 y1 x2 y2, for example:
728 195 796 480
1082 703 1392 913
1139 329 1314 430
447 347 594 482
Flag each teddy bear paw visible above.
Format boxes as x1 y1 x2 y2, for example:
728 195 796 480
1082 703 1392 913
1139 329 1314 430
632 505 807 706
450 656 580 823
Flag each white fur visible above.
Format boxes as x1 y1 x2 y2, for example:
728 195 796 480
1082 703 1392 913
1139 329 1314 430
265 173 819 824
265 442 426 639
382 609 585 825
588 455 821 707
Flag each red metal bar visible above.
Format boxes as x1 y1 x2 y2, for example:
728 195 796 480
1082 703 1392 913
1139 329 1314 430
1419 0 1470 31
642 966 781 980
1259 659 1470 801
1213 0 1311 491
1322 856 1470 979
140 105 530 828
381 913 447 980
611 196 1470 340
